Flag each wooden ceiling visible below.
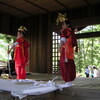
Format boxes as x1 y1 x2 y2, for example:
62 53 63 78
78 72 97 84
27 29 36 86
0 0 99 17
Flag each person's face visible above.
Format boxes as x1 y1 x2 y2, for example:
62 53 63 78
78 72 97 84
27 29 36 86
17 31 23 38
62 23 69 29
62 23 66 29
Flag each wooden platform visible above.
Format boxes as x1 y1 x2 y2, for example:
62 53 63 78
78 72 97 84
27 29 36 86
0 73 100 100
55 77 100 100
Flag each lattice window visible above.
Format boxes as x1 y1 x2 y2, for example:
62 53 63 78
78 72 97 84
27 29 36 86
52 32 60 73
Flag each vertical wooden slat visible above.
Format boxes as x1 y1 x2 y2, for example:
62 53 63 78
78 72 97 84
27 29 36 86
47 14 53 73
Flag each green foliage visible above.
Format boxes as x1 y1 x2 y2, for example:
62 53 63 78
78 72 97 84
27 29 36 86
75 24 100 73
78 24 100 33
0 34 16 43
0 34 16 61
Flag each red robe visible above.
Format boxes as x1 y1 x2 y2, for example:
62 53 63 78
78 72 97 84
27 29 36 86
14 37 29 79
60 28 77 82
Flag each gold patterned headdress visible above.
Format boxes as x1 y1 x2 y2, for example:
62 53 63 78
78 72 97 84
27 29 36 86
18 26 28 32
56 13 68 25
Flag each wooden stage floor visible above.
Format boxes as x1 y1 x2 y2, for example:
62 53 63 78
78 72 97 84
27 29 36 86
0 73 100 100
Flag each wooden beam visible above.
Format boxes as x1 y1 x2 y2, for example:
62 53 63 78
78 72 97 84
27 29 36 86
84 0 91 6
76 31 100 39
71 16 100 27
0 1 33 16
54 0 69 10
24 0 49 13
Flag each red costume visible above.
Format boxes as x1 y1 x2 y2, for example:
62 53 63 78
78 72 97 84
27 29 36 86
60 28 78 82
14 37 29 79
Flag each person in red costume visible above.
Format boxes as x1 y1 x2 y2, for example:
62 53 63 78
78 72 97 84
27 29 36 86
59 20 78 87
8 26 29 81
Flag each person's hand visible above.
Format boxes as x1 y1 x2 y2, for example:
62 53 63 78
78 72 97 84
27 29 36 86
64 58 68 63
26 61 29 65
25 60 29 65
60 29 64 33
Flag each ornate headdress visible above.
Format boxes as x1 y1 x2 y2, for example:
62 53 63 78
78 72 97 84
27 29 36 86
56 13 68 25
18 26 28 32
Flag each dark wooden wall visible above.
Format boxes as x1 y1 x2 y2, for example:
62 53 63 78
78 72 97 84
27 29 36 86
23 15 51 73
0 12 22 36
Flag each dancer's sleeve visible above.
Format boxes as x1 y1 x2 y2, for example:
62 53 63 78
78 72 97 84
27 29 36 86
61 37 66 43
13 42 19 46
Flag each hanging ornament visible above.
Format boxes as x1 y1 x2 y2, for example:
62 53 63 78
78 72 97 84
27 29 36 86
56 13 68 25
